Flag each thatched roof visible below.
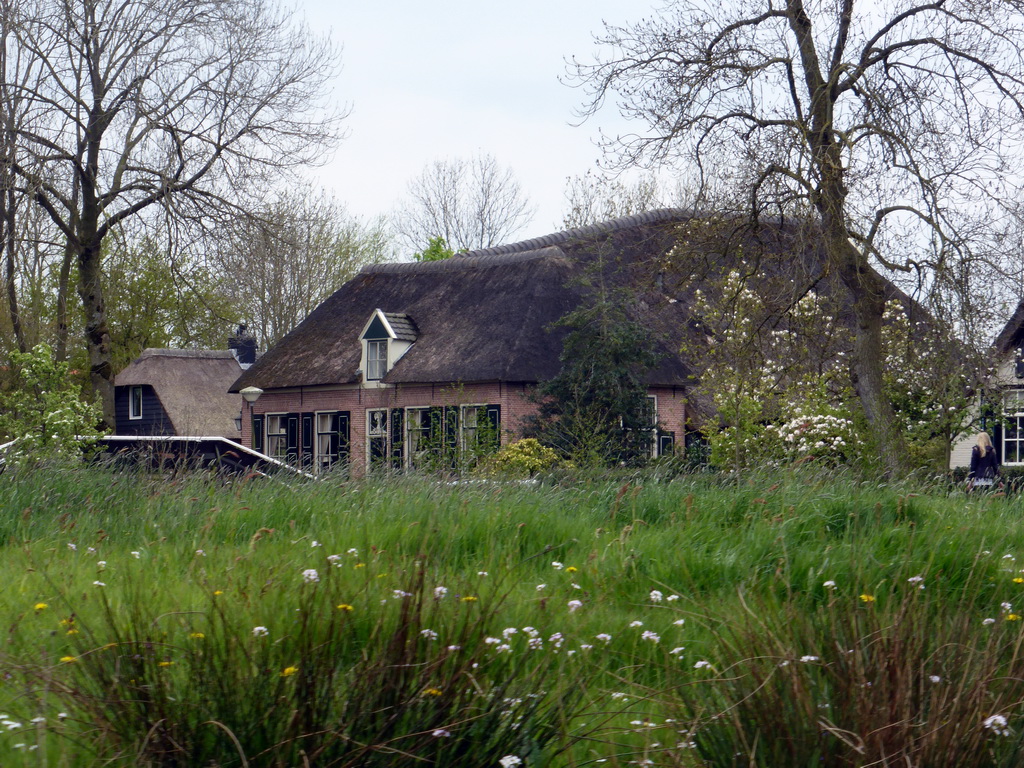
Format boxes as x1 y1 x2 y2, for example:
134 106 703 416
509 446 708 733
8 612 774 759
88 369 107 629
230 209 923 410
116 349 243 438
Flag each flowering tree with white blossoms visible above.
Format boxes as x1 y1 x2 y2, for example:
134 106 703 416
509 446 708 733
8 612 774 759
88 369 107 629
0 344 105 467
686 264 862 470
880 301 979 469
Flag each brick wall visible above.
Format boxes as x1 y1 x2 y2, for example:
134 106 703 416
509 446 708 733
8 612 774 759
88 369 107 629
243 381 687 476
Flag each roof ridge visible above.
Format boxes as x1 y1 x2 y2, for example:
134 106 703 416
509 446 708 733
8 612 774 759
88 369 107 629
361 246 564 275
459 208 696 258
137 348 234 359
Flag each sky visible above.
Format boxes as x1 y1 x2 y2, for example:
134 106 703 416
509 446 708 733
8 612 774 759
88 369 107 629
297 0 660 244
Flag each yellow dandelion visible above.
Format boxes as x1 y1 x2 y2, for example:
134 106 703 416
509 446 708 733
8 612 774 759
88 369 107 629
34 602 48 611
859 594 875 603
65 629 79 635
1014 578 1024 584
59 656 76 664
281 666 298 677
460 596 478 602
157 661 174 667
189 632 205 639
213 590 223 596
565 566 578 573
1008 614 1022 622
336 604 354 612
354 563 366 569
422 688 442 697
59 618 72 627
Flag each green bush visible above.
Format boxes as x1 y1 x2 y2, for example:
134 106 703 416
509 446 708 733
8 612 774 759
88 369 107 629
482 438 565 477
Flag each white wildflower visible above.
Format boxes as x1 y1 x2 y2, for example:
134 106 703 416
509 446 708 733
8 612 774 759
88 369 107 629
983 714 1011 737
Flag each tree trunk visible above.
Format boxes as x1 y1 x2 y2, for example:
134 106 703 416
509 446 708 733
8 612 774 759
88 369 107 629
830 234 907 475
54 242 73 361
3 185 25 353
77 240 114 429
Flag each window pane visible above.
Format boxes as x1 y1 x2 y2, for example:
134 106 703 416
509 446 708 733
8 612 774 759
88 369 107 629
367 340 388 380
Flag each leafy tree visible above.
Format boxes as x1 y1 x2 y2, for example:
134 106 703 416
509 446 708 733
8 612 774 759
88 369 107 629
573 1 1024 473
413 237 456 263
103 232 240 372
0 343 104 467
527 294 661 466
2 0 343 427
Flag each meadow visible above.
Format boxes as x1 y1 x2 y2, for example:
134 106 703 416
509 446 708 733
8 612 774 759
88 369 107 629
1 466 1024 766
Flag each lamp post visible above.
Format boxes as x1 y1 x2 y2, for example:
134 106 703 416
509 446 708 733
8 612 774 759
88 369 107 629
240 387 263 446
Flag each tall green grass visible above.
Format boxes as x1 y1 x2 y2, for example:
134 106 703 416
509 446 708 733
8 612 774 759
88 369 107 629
1 466 1024 765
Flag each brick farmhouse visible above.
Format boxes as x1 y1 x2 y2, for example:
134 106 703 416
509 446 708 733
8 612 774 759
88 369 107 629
229 209 921 476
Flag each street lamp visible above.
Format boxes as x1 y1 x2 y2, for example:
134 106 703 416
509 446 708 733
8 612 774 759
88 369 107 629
239 387 263 444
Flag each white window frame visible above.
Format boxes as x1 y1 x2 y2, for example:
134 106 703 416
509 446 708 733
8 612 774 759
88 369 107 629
647 395 659 458
366 339 388 381
315 411 338 471
405 407 431 468
266 413 288 459
460 404 487 451
129 386 143 420
1004 390 1024 465
366 408 389 465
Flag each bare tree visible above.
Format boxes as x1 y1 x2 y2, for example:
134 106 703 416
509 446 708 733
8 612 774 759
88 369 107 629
217 186 393 347
573 0 1024 472
561 171 663 229
395 153 535 253
1 0 343 426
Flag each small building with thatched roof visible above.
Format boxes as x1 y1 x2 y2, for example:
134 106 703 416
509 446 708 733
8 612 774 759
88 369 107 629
114 349 245 440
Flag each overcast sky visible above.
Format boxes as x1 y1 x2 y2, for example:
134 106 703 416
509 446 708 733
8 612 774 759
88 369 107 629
298 0 660 245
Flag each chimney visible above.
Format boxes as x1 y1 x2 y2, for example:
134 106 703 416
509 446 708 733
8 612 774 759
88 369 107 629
228 324 258 369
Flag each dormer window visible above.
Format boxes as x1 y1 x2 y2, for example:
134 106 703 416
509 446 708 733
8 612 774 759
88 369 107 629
359 309 418 385
366 339 388 380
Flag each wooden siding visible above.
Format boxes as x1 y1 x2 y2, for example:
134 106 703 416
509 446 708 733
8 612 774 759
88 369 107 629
114 385 175 436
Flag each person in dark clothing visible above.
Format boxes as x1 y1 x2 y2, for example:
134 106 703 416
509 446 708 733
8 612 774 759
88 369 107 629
969 432 1000 489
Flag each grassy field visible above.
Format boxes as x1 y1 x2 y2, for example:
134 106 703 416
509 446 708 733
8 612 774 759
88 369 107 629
1 466 1024 766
